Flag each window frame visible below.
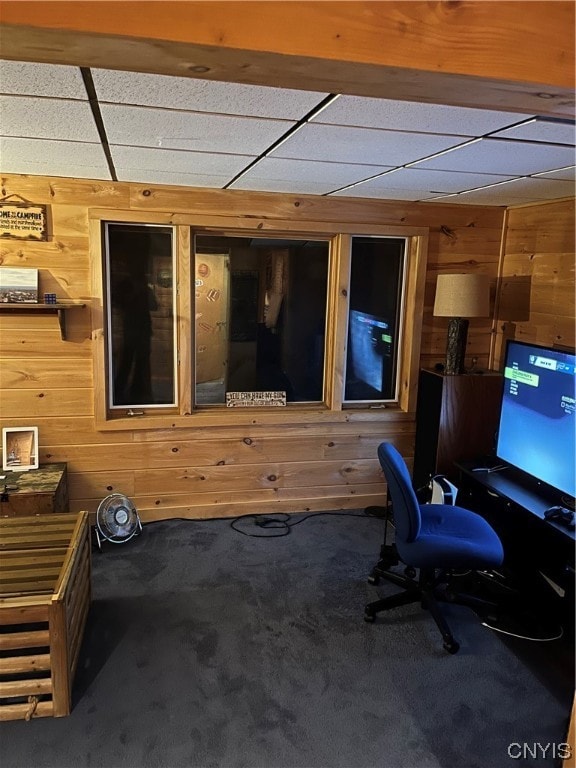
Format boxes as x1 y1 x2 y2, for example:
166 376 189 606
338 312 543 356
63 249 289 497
89 209 428 430
103 220 179 412
193 231 333 408
342 234 408 406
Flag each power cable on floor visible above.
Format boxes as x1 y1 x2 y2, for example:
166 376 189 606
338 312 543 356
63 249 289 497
229 507 386 538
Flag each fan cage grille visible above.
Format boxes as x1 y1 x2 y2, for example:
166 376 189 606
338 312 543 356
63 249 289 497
96 494 141 543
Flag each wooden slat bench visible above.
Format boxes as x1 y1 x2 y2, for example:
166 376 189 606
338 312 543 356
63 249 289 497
0 512 91 720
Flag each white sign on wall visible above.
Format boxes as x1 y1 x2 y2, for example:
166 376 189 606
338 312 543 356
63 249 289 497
225 391 287 407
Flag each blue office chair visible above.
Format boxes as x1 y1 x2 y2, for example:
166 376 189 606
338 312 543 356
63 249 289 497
365 442 504 653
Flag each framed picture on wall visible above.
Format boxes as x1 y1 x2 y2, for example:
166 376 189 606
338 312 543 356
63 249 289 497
0 266 39 303
2 427 39 472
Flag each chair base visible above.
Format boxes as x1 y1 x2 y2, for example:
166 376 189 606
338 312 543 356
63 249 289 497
367 543 402 585
365 563 564 651
365 566 462 654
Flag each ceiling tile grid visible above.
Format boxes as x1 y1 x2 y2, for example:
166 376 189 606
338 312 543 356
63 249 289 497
0 59 574 206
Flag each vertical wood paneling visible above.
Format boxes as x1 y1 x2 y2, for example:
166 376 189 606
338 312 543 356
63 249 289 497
493 198 575 369
0 173 510 519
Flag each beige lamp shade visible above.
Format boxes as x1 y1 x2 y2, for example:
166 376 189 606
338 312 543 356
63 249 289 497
433 274 490 318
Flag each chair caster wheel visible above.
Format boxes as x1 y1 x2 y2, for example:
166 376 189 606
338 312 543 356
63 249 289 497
367 574 380 586
364 611 376 623
404 566 416 579
443 640 460 654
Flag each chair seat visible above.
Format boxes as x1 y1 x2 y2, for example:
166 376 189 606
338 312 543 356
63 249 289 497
396 503 504 570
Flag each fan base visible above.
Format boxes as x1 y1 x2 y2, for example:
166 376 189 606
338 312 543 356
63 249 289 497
93 519 143 551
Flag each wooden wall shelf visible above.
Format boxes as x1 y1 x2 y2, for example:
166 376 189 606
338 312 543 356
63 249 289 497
0 302 86 340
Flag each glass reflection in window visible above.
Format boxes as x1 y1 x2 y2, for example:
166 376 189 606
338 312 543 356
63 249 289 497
105 223 176 408
194 235 330 405
344 236 406 402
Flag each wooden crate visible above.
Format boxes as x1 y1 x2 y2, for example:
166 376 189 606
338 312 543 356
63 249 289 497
0 463 68 518
0 512 91 720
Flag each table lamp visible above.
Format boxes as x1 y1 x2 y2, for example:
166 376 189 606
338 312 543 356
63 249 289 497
433 273 490 375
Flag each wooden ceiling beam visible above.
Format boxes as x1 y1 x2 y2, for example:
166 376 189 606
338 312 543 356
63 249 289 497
0 1 574 117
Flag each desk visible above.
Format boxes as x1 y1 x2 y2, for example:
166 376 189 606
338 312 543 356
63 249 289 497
458 462 575 540
0 463 68 517
456 461 575 629
0 512 91 720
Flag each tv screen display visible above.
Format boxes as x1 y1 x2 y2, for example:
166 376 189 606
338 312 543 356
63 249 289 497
496 340 575 499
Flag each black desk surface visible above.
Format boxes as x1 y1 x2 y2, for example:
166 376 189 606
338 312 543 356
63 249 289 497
456 461 575 543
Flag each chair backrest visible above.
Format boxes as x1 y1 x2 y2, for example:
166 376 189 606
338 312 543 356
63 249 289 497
377 442 421 543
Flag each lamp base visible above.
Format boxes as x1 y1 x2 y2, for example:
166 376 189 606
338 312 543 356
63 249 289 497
445 318 469 375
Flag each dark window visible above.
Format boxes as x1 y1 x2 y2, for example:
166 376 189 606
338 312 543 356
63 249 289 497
344 237 405 402
194 235 330 404
105 223 176 408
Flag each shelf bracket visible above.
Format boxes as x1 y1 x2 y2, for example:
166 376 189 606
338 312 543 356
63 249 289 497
57 308 67 340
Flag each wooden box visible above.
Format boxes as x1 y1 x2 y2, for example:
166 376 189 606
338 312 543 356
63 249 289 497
0 512 91 720
0 463 68 518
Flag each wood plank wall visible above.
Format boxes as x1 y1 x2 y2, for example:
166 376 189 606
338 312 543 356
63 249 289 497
493 198 575 369
0 174 506 520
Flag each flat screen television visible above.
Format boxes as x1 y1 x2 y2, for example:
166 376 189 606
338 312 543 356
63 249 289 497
496 340 576 502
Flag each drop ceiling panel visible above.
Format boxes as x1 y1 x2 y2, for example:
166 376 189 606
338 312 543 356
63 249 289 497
412 138 576 176
0 60 87 99
269 123 469 165
431 177 575 205
429 193 511 206
116 169 236 188
335 167 517 195
230 156 393 194
312 95 532 136
0 59 574 207
332 186 440 201
110 145 254 177
492 177 575 198
100 104 295 154
92 69 329 119
491 119 576 145
229 177 347 194
0 136 111 178
0 95 100 142
533 166 575 181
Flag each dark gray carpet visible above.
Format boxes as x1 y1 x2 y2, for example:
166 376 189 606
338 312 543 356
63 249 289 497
1 512 573 768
